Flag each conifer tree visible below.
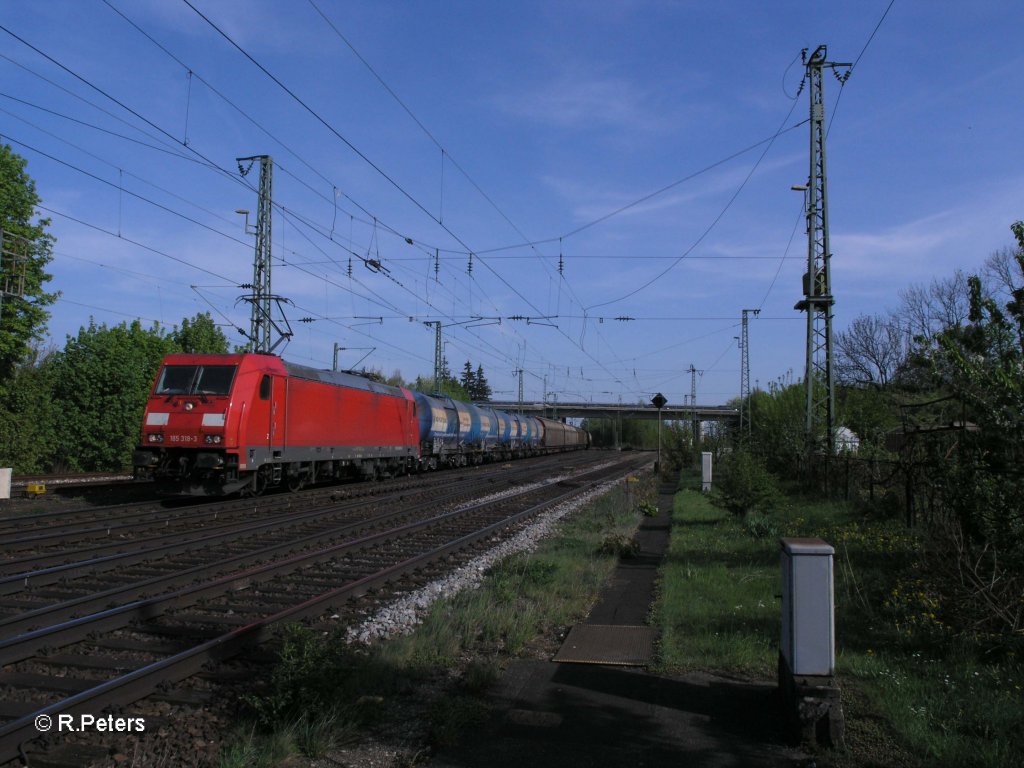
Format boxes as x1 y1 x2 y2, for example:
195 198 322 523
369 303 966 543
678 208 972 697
474 364 492 401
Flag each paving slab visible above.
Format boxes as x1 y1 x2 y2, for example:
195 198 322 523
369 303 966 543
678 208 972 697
432 662 803 768
431 479 807 768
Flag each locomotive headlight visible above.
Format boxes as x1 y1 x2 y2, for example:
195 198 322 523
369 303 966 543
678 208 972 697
204 435 222 444
184 402 194 411
148 433 164 443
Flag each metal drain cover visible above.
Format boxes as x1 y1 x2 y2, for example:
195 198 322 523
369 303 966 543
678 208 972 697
552 624 657 666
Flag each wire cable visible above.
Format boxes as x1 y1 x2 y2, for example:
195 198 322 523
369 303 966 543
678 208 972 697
585 95 804 311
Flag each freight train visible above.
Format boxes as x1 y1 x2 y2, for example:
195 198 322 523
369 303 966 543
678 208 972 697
132 353 589 495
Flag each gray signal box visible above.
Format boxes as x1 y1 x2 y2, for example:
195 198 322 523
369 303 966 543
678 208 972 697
778 536 843 746
780 537 835 675
701 452 712 492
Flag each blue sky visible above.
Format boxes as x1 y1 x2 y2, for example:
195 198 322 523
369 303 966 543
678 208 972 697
1 0 1022 406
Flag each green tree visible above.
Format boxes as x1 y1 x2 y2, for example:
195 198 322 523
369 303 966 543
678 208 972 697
0 350 59 472
358 368 406 388
473 364 492 401
836 384 899 453
912 221 1024 635
168 312 230 353
713 449 782 518
50 319 176 471
459 361 477 397
455 361 492 401
412 374 469 401
0 144 59 382
747 378 805 478
582 403 659 449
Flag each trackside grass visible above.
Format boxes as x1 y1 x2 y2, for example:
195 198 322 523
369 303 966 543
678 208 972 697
653 479 1024 768
219 471 658 765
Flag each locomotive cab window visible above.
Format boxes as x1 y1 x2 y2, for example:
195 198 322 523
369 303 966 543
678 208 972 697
155 365 237 396
259 374 271 400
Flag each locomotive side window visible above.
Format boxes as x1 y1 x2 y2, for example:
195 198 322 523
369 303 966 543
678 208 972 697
259 374 271 400
156 365 236 396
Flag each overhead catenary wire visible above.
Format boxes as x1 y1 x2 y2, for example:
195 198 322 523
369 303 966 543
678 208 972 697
2 3 897 403
6 9 798 393
99 0 558 380
102 0 458 262
828 0 896 131
0 43 495 365
585 92 804 312
180 1 635 389
473 119 808 257
307 1 575 291
0 22 256 196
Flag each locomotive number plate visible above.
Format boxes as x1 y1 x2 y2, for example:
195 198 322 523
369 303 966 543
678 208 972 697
169 434 199 443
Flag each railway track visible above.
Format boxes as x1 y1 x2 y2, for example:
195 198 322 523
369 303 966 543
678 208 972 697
0 452 648 765
7 473 135 491
0 455 598 626
0 454 602 605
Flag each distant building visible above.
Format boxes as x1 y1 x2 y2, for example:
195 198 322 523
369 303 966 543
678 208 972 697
835 426 860 454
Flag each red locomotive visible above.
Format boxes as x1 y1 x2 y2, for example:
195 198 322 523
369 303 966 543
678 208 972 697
133 353 588 495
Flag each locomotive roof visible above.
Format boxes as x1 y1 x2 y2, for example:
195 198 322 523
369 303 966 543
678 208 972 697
282 359 408 399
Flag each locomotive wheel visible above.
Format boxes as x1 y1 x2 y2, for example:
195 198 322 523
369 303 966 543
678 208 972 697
243 466 272 497
288 473 306 492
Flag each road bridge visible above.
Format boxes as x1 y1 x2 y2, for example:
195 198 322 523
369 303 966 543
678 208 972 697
484 401 738 422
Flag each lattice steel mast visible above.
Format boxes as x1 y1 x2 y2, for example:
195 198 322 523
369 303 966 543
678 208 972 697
688 363 702 447
739 308 759 437
424 321 443 394
794 46 849 455
238 155 291 354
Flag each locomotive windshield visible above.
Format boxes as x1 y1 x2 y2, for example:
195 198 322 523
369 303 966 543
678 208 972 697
155 365 236 396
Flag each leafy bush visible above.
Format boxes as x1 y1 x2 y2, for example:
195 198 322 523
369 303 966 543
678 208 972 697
636 500 659 517
743 513 779 540
597 534 639 558
713 450 782 518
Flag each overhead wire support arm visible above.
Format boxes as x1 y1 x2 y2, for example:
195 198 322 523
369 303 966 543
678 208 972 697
506 315 559 328
333 343 376 371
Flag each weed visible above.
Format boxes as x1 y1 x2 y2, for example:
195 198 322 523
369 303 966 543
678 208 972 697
218 725 294 768
217 738 257 768
428 695 489 748
462 657 501 694
637 500 660 517
742 513 778 540
597 533 639 558
293 709 353 758
656 485 1024 767
242 471 660 762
